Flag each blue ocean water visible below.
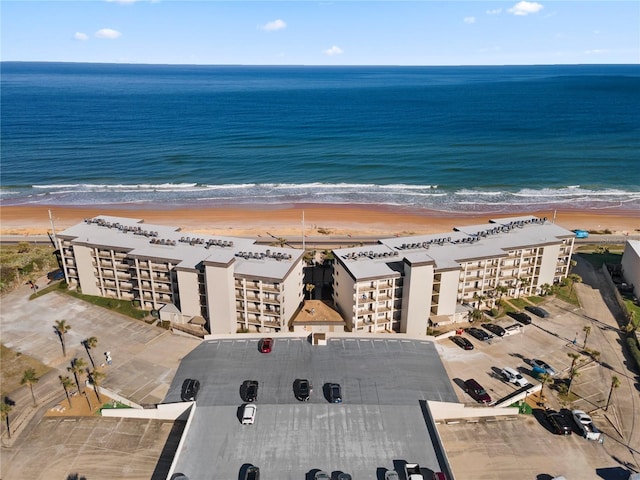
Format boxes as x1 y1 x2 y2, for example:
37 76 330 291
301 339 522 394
1 62 639 212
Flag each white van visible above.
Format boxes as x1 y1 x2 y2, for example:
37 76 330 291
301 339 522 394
501 367 529 387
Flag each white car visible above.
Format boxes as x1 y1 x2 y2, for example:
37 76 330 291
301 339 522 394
501 367 530 387
571 409 601 441
385 471 400 480
242 404 256 425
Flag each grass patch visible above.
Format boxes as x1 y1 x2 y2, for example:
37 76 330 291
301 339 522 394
508 298 529 309
0 344 52 397
576 250 623 268
64 290 148 320
0 243 59 294
510 400 533 415
100 400 131 410
554 285 581 307
527 295 546 305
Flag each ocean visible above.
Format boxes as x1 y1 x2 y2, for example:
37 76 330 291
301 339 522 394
1 62 639 213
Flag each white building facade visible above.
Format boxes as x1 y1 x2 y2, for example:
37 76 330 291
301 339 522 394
57 216 305 334
332 216 575 335
621 240 640 298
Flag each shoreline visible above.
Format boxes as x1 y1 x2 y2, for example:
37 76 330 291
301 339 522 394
1 203 638 238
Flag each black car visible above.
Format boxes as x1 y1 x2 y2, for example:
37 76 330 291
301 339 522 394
508 311 532 325
466 327 491 341
525 305 550 318
244 380 259 402
481 323 506 337
294 378 312 401
329 383 342 403
545 409 573 435
245 466 260 480
451 335 474 350
180 378 200 402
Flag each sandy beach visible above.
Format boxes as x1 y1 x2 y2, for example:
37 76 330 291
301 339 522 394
1 204 638 239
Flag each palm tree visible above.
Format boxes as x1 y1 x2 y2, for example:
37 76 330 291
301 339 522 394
582 325 592 350
21 368 40 406
89 369 106 403
59 375 74 408
473 293 487 309
567 273 582 295
567 368 581 396
82 336 98 368
540 283 553 296
469 308 484 323
567 352 581 393
1 398 13 439
495 285 508 300
605 376 621 411
305 283 316 300
53 319 72 357
68 358 87 393
538 372 553 406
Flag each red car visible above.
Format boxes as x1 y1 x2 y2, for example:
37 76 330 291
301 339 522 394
259 338 273 353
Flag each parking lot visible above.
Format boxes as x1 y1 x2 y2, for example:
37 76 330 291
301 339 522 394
436 291 640 480
169 337 457 479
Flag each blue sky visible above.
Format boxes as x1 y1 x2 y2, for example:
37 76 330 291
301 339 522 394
2 1 638 65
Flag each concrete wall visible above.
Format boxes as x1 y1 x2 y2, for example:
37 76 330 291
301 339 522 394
74 245 100 296
538 244 561 289
176 269 200 320
282 259 305 327
437 270 461 317
401 262 433 335
622 240 640 297
428 400 520 421
332 261 357 330
204 263 236 333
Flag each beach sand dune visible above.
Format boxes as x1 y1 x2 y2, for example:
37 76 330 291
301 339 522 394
1 204 638 239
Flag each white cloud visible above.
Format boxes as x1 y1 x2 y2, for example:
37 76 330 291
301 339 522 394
508 1 544 16
486 8 502 15
74 32 89 41
585 49 608 55
464 16 476 24
95 28 122 39
260 19 286 32
323 45 343 56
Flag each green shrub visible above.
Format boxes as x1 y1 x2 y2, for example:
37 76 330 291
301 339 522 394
627 336 640 373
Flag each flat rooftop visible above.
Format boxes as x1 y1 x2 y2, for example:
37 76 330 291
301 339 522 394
165 337 457 479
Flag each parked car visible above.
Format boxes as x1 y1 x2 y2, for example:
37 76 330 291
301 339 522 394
180 378 200 402
259 338 273 353
501 367 529 387
450 335 474 350
466 327 491 341
337 474 352 480
482 323 506 337
531 359 557 376
244 465 260 480
47 269 65 281
572 409 602 440
294 378 313 401
525 305 550 318
244 380 259 402
545 409 573 435
314 472 331 480
242 404 256 425
503 323 521 336
384 471 400 480
329 383 342 403
508 311 532 325
463 378 492 404
433 473 448 480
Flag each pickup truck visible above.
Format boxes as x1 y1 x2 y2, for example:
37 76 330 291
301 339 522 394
404 463 424 480
572 409 602 441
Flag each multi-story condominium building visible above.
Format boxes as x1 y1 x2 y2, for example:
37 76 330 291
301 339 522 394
57 216 305 334
332 215 575 335
621 239 640 298
58 214 574 337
